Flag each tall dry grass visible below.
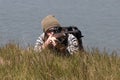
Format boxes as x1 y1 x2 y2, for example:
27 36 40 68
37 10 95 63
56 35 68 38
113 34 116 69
0 43 120 80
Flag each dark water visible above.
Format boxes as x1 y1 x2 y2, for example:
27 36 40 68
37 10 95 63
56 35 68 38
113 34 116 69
0 0 120 52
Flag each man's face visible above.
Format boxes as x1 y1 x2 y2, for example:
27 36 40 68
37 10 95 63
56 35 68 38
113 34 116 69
46 27 56 36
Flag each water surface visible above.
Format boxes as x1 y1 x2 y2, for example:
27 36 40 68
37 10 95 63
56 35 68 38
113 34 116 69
0 0 120 52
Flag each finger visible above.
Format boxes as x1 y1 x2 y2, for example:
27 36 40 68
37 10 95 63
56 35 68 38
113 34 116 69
51 37 57 41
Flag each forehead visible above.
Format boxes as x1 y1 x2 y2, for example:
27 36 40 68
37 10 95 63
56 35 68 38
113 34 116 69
47 27 59 31
46 27 62 34
48 27 55 30
46 27 55 33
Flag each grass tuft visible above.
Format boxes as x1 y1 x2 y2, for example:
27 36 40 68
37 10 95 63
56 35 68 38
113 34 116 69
0 43 120 80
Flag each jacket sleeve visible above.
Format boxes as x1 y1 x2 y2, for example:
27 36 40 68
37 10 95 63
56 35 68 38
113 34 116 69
34 33 45 52
67 34 79 54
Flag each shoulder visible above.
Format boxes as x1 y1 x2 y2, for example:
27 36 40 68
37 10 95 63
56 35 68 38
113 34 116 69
38 33 45 39
68 34 77 39
67 33 78 44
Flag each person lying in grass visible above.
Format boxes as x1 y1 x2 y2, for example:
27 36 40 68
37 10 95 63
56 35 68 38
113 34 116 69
34 15 83 55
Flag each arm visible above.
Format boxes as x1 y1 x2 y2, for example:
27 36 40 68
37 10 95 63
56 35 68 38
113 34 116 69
67 34 79 54
34 33 58 52
34 33 45 52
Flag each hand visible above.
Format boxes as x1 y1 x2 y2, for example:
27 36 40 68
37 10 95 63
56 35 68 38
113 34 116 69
43 34 58 48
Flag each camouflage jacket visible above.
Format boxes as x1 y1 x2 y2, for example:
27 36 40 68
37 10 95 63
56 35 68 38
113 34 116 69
34 33 79 54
